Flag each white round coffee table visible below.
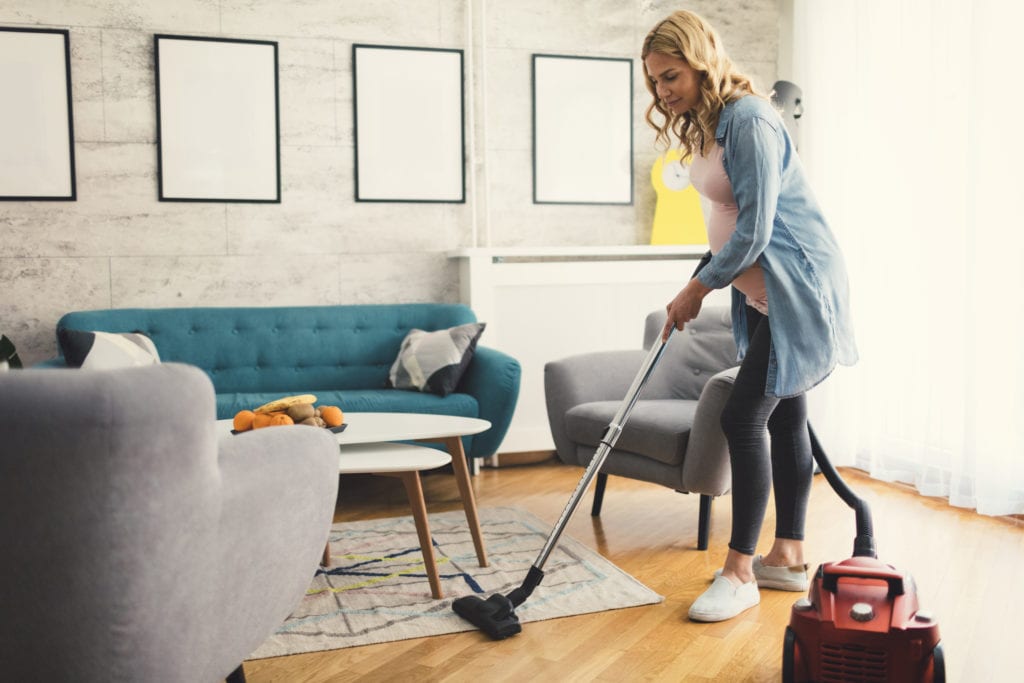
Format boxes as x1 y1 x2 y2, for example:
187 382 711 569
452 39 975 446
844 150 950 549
335 441 451 474
334 412 490 445
217 411 493 592
336 413 491 569
326 441 452 599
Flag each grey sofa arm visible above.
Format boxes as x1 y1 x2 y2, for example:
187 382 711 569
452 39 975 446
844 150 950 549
681 366 738 496
0 363 341 682
209 426 339 676
545 349 647 465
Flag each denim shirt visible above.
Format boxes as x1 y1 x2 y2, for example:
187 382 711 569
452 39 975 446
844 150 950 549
695 96 858 398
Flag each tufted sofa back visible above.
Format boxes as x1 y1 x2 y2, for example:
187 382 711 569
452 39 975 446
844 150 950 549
56 303 477 395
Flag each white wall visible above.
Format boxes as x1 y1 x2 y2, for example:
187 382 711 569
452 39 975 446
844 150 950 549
0 0 780 365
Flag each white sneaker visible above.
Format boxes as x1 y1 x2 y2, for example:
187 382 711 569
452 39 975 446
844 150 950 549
714 555 810 592
751 555 809 592
688 575 760 622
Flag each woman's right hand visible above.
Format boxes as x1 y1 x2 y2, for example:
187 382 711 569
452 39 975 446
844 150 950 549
662 277 713 341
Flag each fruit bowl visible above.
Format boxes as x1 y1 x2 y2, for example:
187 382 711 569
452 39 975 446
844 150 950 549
230 394 345 433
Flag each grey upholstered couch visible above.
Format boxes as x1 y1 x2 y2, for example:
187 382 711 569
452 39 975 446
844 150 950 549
0 363 340 682
544 306 738 549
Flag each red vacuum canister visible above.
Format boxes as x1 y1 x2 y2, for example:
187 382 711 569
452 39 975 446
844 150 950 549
785 428 946 682
784 556 944 682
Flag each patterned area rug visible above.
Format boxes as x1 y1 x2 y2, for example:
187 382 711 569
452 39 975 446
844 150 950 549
250 506 662 658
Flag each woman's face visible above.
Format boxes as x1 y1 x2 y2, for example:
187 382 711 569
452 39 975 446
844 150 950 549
644 51 702 115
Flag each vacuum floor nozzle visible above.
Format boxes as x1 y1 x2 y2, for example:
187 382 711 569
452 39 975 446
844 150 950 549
451 594 522 640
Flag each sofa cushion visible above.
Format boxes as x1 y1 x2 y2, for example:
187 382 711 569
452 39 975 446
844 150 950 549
565 399 698 467
388 322 485 396
217 389 480 423
58 329 160 370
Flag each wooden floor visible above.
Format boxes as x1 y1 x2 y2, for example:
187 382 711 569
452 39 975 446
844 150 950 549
244 459 1022 682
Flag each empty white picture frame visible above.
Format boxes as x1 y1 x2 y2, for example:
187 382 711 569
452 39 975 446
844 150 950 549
353 44 465 202
0 27 76 201
155 35 280 202
533 54 633 204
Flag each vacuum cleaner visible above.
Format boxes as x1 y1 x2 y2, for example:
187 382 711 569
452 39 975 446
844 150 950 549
452 325 676 640
455 249 946 677
785 427 945 682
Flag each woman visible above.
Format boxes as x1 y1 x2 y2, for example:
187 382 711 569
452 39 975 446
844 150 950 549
642 10 858 622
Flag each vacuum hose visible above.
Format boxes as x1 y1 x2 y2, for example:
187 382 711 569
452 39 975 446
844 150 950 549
807 424 876 558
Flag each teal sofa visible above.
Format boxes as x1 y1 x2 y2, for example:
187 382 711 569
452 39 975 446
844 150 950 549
46 303 521 460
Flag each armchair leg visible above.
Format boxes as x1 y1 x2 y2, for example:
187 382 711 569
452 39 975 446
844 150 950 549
697 494 713 550
227 664 246 683
591 472 608 516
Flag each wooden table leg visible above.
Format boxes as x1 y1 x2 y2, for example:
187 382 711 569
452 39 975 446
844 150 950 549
425 436 488 567
397 471 443 599
322 540 332 567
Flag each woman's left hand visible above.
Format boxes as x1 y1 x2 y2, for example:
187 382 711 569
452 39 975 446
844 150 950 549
662 278 713 341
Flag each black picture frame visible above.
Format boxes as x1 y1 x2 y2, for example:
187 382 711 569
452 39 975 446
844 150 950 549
352 44 465 203
532 54 633 205
154 34 281 203
0 27 76 201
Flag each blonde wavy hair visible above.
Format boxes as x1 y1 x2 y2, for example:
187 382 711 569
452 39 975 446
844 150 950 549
642 10 762 157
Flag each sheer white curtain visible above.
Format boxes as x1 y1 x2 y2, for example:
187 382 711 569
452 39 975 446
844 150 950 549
792 0 1024 515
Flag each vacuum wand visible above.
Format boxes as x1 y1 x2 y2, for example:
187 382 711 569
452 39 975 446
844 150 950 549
533 332 673 569
452 331 675 639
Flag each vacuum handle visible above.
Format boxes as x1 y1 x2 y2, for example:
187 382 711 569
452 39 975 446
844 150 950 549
821 564 906 598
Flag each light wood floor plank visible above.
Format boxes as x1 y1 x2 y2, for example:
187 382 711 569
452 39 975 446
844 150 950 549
242 460 1023 682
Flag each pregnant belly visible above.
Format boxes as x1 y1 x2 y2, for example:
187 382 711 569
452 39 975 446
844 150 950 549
732 264 768 314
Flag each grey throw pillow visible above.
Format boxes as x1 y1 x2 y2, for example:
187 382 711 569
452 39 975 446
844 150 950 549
58 329 161 369
388 322 485 396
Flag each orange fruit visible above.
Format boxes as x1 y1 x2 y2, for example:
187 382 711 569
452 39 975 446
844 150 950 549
233 409 255 432
270 414 294 427
320 405 343 428
252 412 274 429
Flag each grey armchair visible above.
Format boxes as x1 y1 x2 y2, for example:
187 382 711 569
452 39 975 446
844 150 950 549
0 363 340 682
544 306 738 549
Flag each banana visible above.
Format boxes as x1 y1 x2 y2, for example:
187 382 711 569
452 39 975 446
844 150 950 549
254 394 317 414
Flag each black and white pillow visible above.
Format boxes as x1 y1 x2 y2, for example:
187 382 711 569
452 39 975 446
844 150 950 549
388 322 485 397
58 328 161 370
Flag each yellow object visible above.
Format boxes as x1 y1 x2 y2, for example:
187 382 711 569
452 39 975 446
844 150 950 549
650 149 708 245
254 394 317 414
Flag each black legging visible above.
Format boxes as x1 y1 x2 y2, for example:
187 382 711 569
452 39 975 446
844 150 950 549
721 307 813 556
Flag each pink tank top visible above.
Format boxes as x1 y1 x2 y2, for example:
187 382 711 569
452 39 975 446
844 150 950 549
688 144 769 315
